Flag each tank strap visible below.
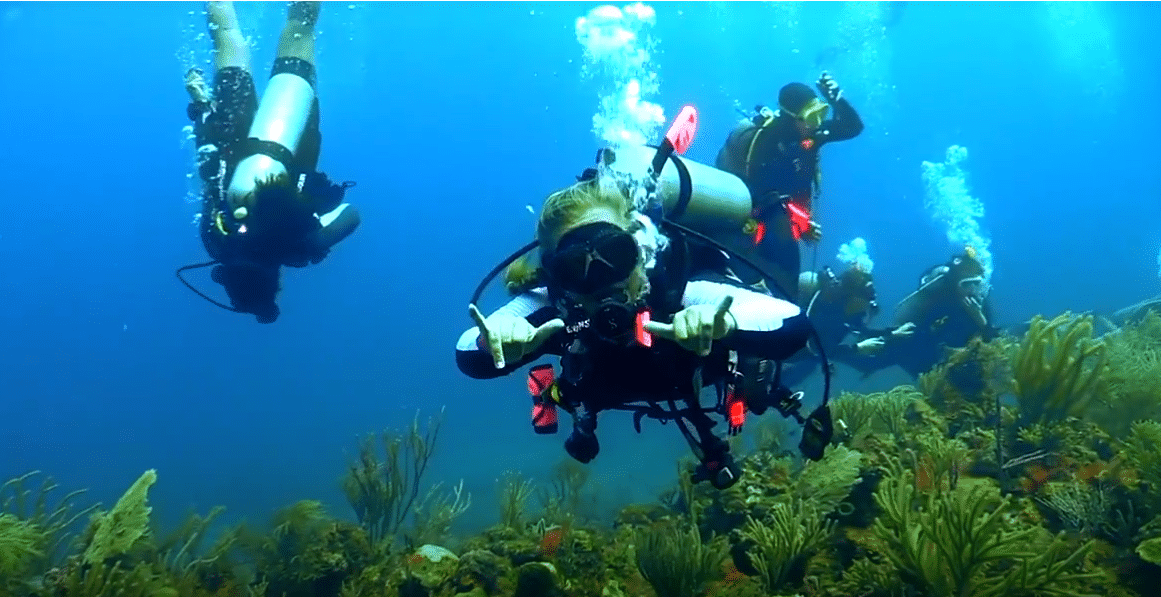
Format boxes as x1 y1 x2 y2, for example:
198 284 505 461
270 57 317 89
233 138 298 176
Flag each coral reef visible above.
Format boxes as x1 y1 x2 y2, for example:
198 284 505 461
8 316 1161 597
870 461 1100 596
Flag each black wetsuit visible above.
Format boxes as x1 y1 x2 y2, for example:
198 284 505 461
780 293 892 387
456 242 811 475
848 267 998 379
715 100 864 296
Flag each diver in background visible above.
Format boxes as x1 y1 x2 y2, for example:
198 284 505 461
852 249 998 379
778 264 915 387
1111 295 1161 327
182 1 360 323
715 72 864 297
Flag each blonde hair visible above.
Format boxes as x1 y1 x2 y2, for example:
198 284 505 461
504 176 657 299
536 176 634 254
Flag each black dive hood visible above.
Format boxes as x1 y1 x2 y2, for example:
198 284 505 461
468 140 836 461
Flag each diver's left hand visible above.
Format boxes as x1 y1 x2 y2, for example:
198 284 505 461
644 295 737 356
817 72 842 103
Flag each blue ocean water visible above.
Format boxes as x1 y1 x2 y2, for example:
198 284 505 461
0 1 1158 535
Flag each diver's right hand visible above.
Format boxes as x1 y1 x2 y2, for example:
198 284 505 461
469 304 564 369
817 71 843 103
891 322 917 338
804 220 823 243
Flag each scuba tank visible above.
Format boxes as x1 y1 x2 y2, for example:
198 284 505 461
601 144 753 236
226 71 316 216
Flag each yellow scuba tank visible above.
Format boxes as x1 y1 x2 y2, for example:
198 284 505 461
602 144 752 235
226 72 316 217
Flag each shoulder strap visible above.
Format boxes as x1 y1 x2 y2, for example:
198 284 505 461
743 108 777 180
232 138 298 177
650 224 691 316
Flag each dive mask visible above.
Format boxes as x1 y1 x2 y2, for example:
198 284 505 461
793 98 829 130
545 222 640 296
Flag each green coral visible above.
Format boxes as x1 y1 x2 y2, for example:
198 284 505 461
919 336 1013 432
1100 312 1161 431
0 513 43 580
538 459 596 527
83 469 157 565
54 558 160 597
408 479 472 549
342 409 444 547
152 505 244 590
831 387 925 442
789 445 863 515
1 471 98 570
1136 537 1161 565
1014 418 1115 466
872 463 1100 596
1038 481 1110 536
1120 420 1161 493
497 471 536 531
1011 313 1109 426
633 520 726 597
249 499 374 597
912 433 973 491
740 498 834 593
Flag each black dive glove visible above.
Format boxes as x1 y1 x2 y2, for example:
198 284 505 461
817 71 842 103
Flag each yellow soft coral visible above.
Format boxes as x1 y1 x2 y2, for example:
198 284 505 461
1011 313 1108 425
82 469 157 565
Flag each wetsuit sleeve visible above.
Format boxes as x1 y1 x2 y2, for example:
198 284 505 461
829 325 909 375
682 280 811 361
455 288 564 379
819 98 864 144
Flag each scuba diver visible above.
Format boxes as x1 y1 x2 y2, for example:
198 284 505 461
779 264 915 387
1111 295 1161 327
179 1 360 323
456 114 835 490
853 249 998 379
457 177 812 490
714 72 864 297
